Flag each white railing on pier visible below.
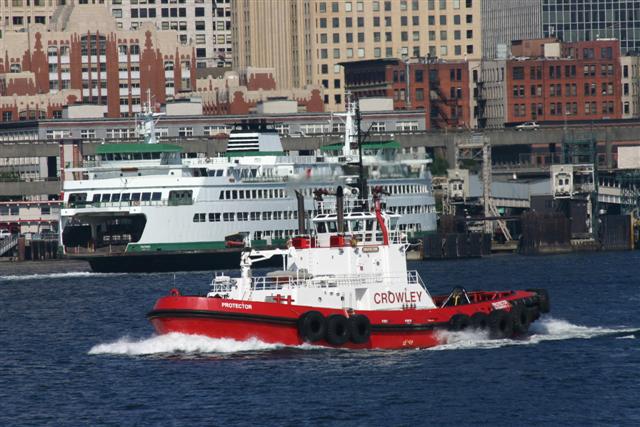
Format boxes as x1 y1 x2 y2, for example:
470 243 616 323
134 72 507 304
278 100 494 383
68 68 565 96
0 235 19 256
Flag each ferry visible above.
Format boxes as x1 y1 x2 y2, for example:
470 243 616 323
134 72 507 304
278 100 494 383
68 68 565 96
59 99 436 272
148 188 549 349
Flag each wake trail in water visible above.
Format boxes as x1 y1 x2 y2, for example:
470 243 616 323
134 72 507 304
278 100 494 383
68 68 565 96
89 318 638 357
1 271 125 282
88 333 318 356
432 316 639 351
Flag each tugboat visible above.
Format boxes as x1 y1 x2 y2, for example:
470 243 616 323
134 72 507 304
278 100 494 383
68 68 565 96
148 187 550 350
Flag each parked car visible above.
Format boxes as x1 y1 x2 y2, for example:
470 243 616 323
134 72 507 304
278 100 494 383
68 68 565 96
515 121 540 131
0 229 12 239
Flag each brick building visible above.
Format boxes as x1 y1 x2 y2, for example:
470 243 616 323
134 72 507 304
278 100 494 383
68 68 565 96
190 67 324 116
0 4 196 119
505 38 622 124
342 58 472 130
0 4 322 122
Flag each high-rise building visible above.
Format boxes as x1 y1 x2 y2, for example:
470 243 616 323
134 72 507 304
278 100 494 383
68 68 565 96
542 0 640 54
481 0 543 59
0 0 61 31
0 0 232 69
232 0 483 112
107 0 232 68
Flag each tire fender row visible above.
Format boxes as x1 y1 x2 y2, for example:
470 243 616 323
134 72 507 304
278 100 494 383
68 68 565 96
298 311 371 345
446 288 550 338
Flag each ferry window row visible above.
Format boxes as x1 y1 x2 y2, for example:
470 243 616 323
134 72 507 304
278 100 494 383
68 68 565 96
90 192 163 203
193 210 300 223
389 205 435 215
219 188 287 200
101 152 162 161
384 184 429 195
67 190 193 206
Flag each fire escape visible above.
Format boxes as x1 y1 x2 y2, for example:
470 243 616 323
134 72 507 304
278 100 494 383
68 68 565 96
428 68 459 129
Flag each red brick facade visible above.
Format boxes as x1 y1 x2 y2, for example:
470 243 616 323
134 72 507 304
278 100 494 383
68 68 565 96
342 59 470 130
506 39 622 124
0 26 196 120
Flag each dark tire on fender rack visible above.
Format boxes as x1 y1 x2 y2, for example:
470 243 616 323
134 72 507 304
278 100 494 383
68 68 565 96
298 311 326 343
527 288 550 313
348 314 371 344
325 314 351 346
511 305 531 335
489 310 514 339
470 312 489 330
449 314 471 331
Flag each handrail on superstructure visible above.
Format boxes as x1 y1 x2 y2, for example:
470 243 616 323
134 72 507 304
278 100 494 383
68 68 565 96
208 270 428 294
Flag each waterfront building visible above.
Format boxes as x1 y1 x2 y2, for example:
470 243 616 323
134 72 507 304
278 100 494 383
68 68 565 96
620 55 640 118
481 0 543 59
542 0 640 55
232 0 482 112
341 58 475 130
481 38 623 126
0 107 426 143
478 58 507 129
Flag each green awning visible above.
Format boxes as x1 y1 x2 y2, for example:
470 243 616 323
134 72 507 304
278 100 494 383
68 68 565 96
362 140 401 150
320 143 344 152
320 140 400 151
96 143 183 154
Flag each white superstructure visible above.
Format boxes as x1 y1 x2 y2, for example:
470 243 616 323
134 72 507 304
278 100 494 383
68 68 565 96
208 204 436 311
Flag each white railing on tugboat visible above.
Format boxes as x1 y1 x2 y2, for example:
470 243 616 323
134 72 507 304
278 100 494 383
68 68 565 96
208 270 430 297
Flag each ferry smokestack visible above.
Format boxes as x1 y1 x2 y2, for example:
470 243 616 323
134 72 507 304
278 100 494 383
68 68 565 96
336 186 344 233
295 190 305 235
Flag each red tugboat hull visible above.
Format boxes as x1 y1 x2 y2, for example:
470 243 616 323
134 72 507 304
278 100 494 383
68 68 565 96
148 289 549 350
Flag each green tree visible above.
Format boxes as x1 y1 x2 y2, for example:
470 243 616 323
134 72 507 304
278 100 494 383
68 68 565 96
430 156 449 176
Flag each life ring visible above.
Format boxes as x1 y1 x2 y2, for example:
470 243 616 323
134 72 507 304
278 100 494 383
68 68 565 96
325 314 350 346
205 157 211 163
527 288 550 313
448 314 471 331
470 312 489 330
488 310 513 339
348 314 371 344
511 305 531 335
169 288 180 296
297 311 326 343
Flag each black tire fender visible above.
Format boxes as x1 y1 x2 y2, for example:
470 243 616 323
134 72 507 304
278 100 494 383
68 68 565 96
511 305 531 334
527 288 550 313
470 312 489 330
489 310 514 339
325 314 351 346
348 314 371 344
298 311 326 343
448 314 471 331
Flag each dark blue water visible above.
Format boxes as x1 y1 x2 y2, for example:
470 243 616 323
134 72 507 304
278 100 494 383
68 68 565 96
1 252 639 426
